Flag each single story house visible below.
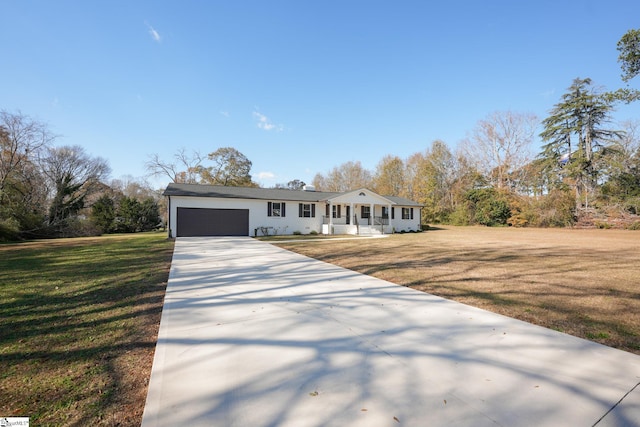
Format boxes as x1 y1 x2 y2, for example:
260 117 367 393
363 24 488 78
163 183 422 237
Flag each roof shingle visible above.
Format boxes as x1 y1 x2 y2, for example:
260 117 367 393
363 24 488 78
163 183 421 206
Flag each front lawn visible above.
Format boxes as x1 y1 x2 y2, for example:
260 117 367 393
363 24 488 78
0 232 174 426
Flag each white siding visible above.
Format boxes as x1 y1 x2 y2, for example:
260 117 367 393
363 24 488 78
168 196 323 237
167 194 421 237
389 206 421 233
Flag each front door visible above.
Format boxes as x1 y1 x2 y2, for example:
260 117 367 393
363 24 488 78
361 206 370 223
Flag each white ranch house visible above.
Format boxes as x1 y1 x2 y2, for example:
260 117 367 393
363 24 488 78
164 183 422 237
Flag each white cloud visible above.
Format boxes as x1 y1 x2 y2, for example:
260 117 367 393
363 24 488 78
145 21 162 43
220 111 230 118
253 111 284 132
258 171 275 180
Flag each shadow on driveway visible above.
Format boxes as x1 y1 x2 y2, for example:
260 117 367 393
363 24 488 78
142 237 640 427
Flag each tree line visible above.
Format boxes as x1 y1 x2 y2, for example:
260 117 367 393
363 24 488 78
0 111 161 241
147 88 639 230
312 30 640 229
309 81 639 228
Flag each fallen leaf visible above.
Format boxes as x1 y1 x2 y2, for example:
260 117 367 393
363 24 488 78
309 391 319 397
393 416 400 422
361 408 368 412
444 399 447 405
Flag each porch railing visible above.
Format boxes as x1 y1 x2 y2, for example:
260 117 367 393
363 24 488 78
322 215 389 226
373 216 389 226
323 216 352 225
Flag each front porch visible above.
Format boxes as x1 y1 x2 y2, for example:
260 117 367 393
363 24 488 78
321 198 393 236
322 215 390 235
317 188 419 236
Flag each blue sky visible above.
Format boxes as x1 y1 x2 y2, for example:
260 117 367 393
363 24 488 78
2 1 639 189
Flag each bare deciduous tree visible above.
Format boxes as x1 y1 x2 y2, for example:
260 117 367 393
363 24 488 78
145 148 204 184
0 110 54 204
462 111 538 191
41 145 110 228
274 179 306 190
110 175 157 200
311 173 327 191
0 111 54 238
618 119 640 171
313 161 372 192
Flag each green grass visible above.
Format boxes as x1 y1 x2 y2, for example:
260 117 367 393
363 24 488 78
0 232 174 426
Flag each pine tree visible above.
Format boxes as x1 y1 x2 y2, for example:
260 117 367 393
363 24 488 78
539 78 621 209
91 194 116 233
618 29 640 83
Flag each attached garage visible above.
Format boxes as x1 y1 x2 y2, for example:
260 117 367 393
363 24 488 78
176 207 249 237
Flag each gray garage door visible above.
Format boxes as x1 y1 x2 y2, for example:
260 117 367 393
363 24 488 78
176 207 249 237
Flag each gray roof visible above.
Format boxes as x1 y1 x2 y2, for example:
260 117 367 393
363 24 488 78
163 183 422 206
385 195 422 207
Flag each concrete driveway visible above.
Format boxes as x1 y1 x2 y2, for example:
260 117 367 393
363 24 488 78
142 237 640 427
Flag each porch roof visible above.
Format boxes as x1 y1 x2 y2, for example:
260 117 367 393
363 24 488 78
163 183 422 206
384 195 422 207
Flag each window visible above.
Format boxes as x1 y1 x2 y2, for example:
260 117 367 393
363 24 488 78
382 206 389 219
332 205 341 218
402 207 411 220
299 203 315 218
268 202 286 217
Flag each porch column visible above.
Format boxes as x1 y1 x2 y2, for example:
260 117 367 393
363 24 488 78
370 203 374 225
328 201 333 234
350 203 354 226
387 204 392 234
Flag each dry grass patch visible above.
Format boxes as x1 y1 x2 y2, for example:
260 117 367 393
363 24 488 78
275 226 640 355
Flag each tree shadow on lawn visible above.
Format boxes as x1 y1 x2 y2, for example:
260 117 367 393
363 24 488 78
327 245 640 354
0 236 174 426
